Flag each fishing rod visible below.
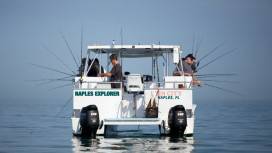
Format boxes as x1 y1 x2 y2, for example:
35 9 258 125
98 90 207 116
30 76 74 87
197 48 237 71
48 83 72 91
25 75 74 82
194 37 203 59
196 73 237 79
191 35 196 55
59 32 79 68
42 44 76 75
198 42 225 63
200 79 239 84
195 73 237 77
203 83 243 96
197 75 236 79
29 63 74 76
79 26 85 84
36 78 73 84
80 26 83 77
34 79 73 88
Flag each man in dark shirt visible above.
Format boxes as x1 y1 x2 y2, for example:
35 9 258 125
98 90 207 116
173 54 201 86
173 54 195 76
100 54 122 88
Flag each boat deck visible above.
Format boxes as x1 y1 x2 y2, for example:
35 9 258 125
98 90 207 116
104 118 161 126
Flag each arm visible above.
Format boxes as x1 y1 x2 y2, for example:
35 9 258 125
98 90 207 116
173 71 180 76
192 75 201 86
173 71 193 76
100 72 112 77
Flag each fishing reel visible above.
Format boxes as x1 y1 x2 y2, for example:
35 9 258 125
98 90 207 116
79 77 83 84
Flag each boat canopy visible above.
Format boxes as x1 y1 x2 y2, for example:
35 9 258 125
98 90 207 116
87 44 181 58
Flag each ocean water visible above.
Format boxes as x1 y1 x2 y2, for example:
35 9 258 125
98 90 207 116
0 99 271 153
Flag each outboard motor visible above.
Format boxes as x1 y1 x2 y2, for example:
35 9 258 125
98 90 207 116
168 105 187 137
80 105 99 138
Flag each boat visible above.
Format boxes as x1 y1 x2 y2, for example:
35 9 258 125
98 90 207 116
71 44 196 138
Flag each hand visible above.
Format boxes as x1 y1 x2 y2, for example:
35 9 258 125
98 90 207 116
193 80 201 86
196 80 201 86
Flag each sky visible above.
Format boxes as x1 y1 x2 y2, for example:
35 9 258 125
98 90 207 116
0 0 272 103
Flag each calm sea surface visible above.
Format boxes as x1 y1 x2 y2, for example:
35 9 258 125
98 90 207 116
0 99 271 153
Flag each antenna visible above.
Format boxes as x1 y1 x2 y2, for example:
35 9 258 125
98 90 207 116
112 40 115 46
80 26 83 78
120 27 123 46
120 27 124 66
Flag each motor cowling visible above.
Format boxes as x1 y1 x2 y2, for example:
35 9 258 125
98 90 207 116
168 105 187 137
80 105 99 138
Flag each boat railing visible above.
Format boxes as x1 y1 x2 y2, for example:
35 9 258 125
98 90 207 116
143 81 193 90
74 80 192 90
74 81 122 90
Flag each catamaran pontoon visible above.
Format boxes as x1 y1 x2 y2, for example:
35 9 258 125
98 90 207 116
71 44 196 138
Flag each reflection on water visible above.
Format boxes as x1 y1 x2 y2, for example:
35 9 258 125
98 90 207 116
72 125 194 152
72 136 194 153
1 100 272 152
